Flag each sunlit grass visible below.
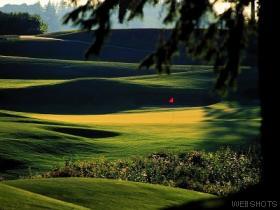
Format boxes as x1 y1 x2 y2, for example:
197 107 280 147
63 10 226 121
30 107 207 125
0 32 259 210
0 56 259 178
0 182 87 210
0 79 66 89
0 102 260 178
2 178 214 210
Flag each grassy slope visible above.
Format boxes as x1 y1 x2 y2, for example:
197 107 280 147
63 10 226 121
0 103 260 178
0 182 88 210
0 56 260 178
0 31 161 62
4 178 214 210
0 32 258 210
0 30 189 64
0 56 217 114
0 55 157 79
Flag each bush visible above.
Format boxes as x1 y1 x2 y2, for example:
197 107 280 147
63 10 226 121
43 146 262 196
0 12 47 35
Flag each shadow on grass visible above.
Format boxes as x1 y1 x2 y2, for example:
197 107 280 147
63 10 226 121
0 155 25 171
0 78 219 114
48 126 120 139
164 184 276 210
0 112 28 119
188 103 260 152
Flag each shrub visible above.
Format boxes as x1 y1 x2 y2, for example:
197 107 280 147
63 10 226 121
43 146 262 196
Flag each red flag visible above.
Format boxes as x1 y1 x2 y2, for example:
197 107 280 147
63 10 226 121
169 97 174 104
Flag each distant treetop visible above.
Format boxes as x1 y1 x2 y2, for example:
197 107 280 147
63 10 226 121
0 12 48 35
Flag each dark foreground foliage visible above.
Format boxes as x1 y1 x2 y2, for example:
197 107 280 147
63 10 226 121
43 146 261 196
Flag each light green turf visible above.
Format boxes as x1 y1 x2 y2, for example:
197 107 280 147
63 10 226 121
0 102 260 178
0 182 88 210
0 56 259 178
0 79 66 89
0 36 258 210
4 178 215 210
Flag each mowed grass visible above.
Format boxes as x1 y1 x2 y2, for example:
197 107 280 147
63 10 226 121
0 55 156 79
3 178 214 210
0 33 258 210
0 56 217 114
0 102 260 178
0 79 66 89
0 30 176 63
0 182 87 210
0 56 259 178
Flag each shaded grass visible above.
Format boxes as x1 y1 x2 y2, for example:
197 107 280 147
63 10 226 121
0 55 211 79
0 55 156 79
0 30 187 64
0 56 257 115
0 59 259 178
4 178 215 210
0 75 218 114
0 32 259 210
48 126 120 138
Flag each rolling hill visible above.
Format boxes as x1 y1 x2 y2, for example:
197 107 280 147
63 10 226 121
0 29 257 65
1 178 214 210
0 28 259 209
0 55 259 179
0 30 189 63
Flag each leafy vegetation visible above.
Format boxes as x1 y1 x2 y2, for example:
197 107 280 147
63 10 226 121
43 147 261 196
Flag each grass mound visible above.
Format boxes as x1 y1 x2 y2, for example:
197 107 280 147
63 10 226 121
0 57 259 178
0 101 260 179
0 183 87 210
0 77 218 114
0 56 155 79
3 178 214 210
0 30 186 63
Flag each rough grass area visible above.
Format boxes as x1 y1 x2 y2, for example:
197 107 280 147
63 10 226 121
3 178 215 210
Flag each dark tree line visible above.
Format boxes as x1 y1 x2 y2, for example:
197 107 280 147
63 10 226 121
0 1 64 32
0 12 47 35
